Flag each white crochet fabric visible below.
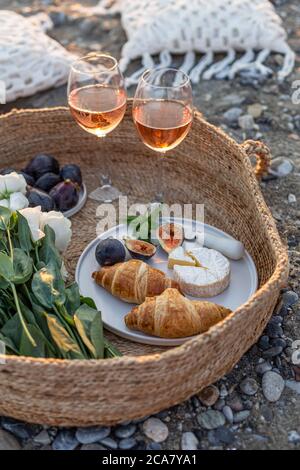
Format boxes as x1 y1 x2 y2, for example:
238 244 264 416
0 11 76 102
87 0 295 84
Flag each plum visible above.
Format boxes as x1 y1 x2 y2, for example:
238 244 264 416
27 187 56 212
60 164 82 187
35 172 61 192
95 238 126 266
24 154 60 179
49 180 79 212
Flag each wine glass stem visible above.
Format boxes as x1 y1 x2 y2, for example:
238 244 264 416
155 151 167 203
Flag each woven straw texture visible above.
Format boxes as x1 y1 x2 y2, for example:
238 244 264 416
0 103 288 426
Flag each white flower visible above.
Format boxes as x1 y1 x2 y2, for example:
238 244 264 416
0 172 27 197
19 206 44 242
9 192 29 211
0 199 9 209
40 210 72 253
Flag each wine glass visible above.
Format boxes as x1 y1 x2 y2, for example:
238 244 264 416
68 53 127 197
132 67 193 202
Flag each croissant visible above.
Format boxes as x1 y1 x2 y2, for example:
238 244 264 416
92 259 180 304
125 288 231 338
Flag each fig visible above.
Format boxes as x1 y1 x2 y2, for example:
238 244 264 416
24 154 60 179
49 180 79 212
27 187 56 212
95 238 126 266
125 238 156 260
35 172 61 192
157 223 184 254
60 164 82 187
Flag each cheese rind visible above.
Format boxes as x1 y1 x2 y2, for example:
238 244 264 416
173 247 230 297
168 246 196 269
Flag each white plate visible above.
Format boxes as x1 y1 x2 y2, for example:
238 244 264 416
63 183 87 218
75 219 258 347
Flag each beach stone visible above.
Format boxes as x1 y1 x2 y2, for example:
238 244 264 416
146 442 162 450
198 385 220 406
52 430 79 451
33 430 51 446
262 371 285 402
76 426 111 444
288 431 300 444
143 418 169 443
119 438 137 450
269 157 294 177
288 194 297 204
282 291 299 307
100 437 118 449
258 335 270 350
222 405 233 423
285 380 300 394
233 411 250 423
262 346 283 359
181 432 199 450
214 398 226 411
115 424 136 439
81 444 107 450
226 394 244 412
240 378 259 396
223 107 243 124
214 426 235 445
197 410 225 430
266 323 283 338
260 405 273 422
247 103 263 118
238 114 255 130
1 418 40 440
271 338 286 349
256 360 272 376
0 429 21 450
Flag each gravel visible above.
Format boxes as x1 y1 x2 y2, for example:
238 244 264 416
114 424 137 439
52 430 79 451
240 378 259 396
75 426 111 444
282 291 299 307
0 429 21 450
233 411 251 424
119 437 137 450
198 385 220 406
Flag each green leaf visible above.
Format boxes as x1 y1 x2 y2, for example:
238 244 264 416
1 314 22 348
80 296 97 310
46 314 85 359
12 248 33 284
74 304 104 359
0 276 9 290
65 283 81 315
17 212 33 252
19 324 46 358
0 207 12 231
0 253 14 281
0 332 19 355
39 225 62 268
32 262 65 309
104 339 122 358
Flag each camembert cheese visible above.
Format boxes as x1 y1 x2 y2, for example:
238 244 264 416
168 246 196 269
173 247 230 297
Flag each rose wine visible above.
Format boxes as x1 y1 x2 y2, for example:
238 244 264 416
133 100 192 152
69 85 127 137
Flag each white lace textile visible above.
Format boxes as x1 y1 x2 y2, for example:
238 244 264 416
0 11 76 102
87 0 295 84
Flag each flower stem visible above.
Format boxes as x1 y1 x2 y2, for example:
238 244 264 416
11 283 36 347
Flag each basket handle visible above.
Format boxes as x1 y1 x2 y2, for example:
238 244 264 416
240 140 271 179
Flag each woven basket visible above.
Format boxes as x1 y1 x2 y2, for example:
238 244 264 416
0 103 288 427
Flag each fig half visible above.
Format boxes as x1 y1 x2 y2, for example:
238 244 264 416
125 238 156 260
157 223 184 254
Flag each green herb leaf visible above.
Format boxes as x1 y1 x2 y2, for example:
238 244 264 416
0 331 20 355
0 276 9 290
80 296 97 310
74 304 104 359
12 248 33 284
1 313 22 348
19 324 46 357
65 283 81 315
0 253 14 281
32 261 65 309
17 212 33 252
46 314 85 359
39 225 62 268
